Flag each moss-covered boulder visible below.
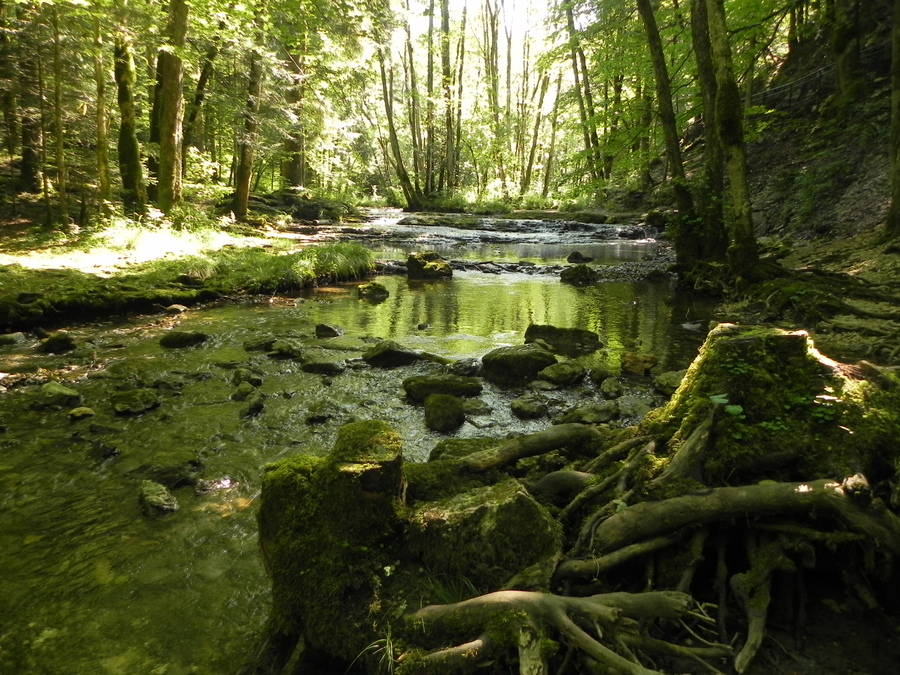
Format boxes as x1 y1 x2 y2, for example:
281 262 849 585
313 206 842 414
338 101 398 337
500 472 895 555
538 361 587 387
357 281 390 302
256 420 404 660
560 264 599 286
424 393 466 432
406 478 563 589
29 381 83 409
138 480 179 516
407 251 452 279
481 344 558 388
402 374 483 402
524 324 602 356
510 393 548 419
554 401 619 424
622 352 659 375
38 330 77 354
111 388 160 415
361 339 420 368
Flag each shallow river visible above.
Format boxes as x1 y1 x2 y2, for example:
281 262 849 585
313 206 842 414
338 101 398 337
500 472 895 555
0 212 715 674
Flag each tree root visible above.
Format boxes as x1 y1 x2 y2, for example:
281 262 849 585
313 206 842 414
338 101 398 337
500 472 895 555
591 478 900 556
407 590 728 675
460 423 606 473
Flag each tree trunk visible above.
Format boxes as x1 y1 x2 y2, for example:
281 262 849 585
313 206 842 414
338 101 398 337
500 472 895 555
156 0 188 214
50 6 67 225
520 73 549 195
378 49 423 210
889 0 900 238
705 0 759 282
0 0 20 193
635 0 698 268
541 73 562 199
232 48 262 222
183 27 222 174
440 0 455 192
281 50 307 188
564 1 600 185
17 3 42 194
113 36 147 215
425 0 436 196
832 0 862 104
690 0 728 262
93 18 112 205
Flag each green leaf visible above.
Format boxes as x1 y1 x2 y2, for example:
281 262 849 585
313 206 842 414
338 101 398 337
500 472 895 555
709 393 730 405
725 404 744 416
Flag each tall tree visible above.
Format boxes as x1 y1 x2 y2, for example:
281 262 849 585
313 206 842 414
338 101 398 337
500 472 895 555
156 0 189 213
635 0 698 270
888 0 900 239
94 18 112 206
232 45 263 221
705 0 759 281
113 35 147 215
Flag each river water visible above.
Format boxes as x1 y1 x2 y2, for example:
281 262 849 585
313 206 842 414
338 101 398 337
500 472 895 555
0 212 715 674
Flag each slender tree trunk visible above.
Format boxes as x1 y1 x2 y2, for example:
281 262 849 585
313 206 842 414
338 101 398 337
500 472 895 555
0 0 20 179
378 49 423 210
147 53 162 201
282 49 307 188
602 74 623 180
403 1 424 194
440 0 454 192
887 0 900 238
17 4 42 194
832 0 862 104
563 1 600 184
183 27 222 174
93 19 112 205
50 6 67 224
483 0 508 195
705 0 759 281
452 5 467 191
520 73 549 196
425 0 436 196
157 0 188 214
541 73 562 199
232 48 262 222
113 36 146 215
690 0 727 262
635 0 697 269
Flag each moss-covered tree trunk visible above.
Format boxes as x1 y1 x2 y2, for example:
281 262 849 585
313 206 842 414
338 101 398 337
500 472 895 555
636 0 699 271
690 0 728 263
232 47 262 222
93 18 112 206
832 0 863 105
888 0 900 239
16 3 42 194
113 36 146 216
156 0 188 214
705 0 759 283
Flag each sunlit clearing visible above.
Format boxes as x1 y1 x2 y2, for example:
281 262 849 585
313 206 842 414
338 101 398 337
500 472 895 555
0 217 271 276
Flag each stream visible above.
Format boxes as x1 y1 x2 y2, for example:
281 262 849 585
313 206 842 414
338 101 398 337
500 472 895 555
0 211 716 674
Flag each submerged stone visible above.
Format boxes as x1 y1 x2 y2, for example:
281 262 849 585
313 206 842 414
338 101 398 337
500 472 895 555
357 282 390 302
424 393 466 432
481 344 558 387
139 480 179 516
361 340 420 368
231 381 257 401
314 323 343 338
402 374 483 402
555 400 619 425
232 367 264 387
600 377 625 399
111 388 160 415
301 360 346 375
524 323 602 356
622 352 659 375
38 330 77 354
31 381 83 409
159 330 209 349
68 406 95 421
511 393 548 419
267 339 304 360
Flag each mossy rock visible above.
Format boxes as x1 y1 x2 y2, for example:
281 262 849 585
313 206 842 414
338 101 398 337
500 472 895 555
407 251 452 279
510 394 548 420
159 330 210 349
38 330 77 354
357 282 390 301
538 362 587 387
481 345 558 388
402 374 483 402
524 324 602 356
424 393 466 432
560 264 599 286
30 381 83 409
362 340 420 368
110 388 160 415
406 478 563 590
